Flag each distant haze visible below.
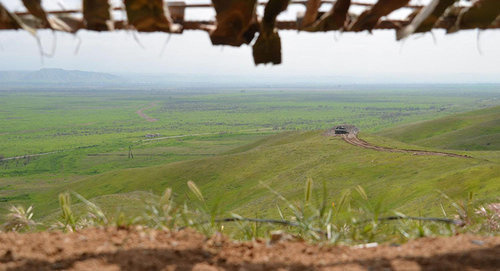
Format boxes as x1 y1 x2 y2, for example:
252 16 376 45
0 68 120 84
1 69 500 92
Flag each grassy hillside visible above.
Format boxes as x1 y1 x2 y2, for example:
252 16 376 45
1 91 498 223
30 130 499 221
379 106 500 151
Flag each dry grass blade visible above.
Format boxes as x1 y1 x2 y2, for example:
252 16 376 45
73 192 108 225
187 181 204 202
355 185 368 200
160 187 173 214
336 189 351 213
305 177 313 203
276 204 285 220
160 187 172 205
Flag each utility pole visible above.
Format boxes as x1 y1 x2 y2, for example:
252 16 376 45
128 145 134 159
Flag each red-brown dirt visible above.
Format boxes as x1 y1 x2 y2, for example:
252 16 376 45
136 102 158 122
0 227 498 271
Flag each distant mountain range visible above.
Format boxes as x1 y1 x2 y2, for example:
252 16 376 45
1 68 499 90
0 68 121 85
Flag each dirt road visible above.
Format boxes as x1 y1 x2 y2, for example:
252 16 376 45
341 134 471 158
0 228 497 271
136 102 158 122
0 151 61 162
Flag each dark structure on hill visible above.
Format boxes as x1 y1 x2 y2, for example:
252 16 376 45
334 125 359 135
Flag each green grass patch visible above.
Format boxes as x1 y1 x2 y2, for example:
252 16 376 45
380 105 500 151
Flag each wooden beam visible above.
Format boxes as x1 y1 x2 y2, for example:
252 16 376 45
13 1 423 17
301 0 322 27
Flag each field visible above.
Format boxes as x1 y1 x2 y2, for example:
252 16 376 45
0 86 499 222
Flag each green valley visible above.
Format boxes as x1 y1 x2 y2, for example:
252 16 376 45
0 87 498 223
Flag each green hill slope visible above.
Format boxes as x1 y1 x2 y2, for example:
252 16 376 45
379 106 500 151
32 130 499 220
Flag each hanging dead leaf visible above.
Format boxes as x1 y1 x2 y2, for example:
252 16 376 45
252 0 289 65
0 3 21 30
349 0 410 32
310 0 351 31
22 0 51 28
451 0 500 33
301 0 322 28
83 0 113 31
210 0 258 46
124 0 181 32
0 3 36 35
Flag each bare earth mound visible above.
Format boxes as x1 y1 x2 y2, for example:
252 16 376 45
0 228 498 271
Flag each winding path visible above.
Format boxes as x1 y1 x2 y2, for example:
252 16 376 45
341 133 471 158
136 102 158 122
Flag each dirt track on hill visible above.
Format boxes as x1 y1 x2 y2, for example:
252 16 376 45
0 151 61 162
136 102 158 122
342 134 471 158
0 228 498 271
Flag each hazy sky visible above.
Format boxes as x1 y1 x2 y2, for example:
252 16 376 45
0 0 499 83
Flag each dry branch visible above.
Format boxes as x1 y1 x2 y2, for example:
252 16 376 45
1 0 499 66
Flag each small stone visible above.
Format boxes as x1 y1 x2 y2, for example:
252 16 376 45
269 230 293 244
471 240 485 246
353 242 378 249
270 230 284 244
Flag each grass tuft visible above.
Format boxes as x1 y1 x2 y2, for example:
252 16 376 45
1 205 37 232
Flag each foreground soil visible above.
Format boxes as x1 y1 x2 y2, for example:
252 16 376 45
0 228 498 271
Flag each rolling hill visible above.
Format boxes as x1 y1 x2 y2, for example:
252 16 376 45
32 128 499 221
379 105 500 151
0 68 121 84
